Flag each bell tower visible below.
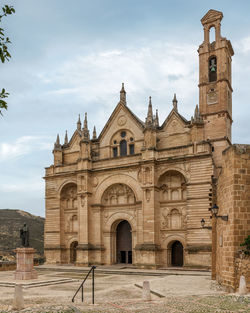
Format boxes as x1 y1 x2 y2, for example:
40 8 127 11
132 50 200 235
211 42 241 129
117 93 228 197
198 10 234 165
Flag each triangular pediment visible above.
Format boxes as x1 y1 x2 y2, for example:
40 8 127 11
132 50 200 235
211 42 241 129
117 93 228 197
98 101 145 146
161 109 189 134
65 130 81 152
201 9 223 25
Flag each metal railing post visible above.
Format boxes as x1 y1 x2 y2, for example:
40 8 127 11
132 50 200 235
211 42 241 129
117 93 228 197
72 266 96 303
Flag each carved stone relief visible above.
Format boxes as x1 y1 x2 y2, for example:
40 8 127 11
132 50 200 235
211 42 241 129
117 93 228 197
161 207 186 230
117 115 127 126
144 167 152 185
145 189 151 202
61 184 77 210
207 88 218 105
158 171 186 202
102 183 135 206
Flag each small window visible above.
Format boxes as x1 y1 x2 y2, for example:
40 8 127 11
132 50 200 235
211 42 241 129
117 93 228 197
130 137 134 142
129 144 134 155
120 140 127 156
113 147 118 157
114 140 117 144
121 131 126 138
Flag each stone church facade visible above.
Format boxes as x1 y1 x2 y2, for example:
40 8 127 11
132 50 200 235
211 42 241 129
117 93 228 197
44 10 234 269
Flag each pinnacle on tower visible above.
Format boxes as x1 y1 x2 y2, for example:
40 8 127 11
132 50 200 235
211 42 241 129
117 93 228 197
172 93 178 111
82 112 90 140
155 109 159 127
145 96 153 126
93 126 97 139
64 130 68 145
120 83 126 104
54 134 61 150
192 105 203 124
77 114 81 131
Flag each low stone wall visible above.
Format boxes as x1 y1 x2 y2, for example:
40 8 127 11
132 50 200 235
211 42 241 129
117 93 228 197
0 261 16 271
235 254 250 292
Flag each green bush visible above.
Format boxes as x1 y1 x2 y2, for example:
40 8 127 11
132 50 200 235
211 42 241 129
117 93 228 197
240 235 250 255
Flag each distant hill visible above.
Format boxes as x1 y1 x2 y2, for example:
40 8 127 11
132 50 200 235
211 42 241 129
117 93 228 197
0 209 44 255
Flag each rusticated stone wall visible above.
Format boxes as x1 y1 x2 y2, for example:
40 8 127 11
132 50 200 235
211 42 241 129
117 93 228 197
216 145 250 292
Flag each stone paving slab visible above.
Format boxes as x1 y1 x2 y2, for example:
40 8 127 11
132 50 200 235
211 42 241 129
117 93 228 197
0 268 249 313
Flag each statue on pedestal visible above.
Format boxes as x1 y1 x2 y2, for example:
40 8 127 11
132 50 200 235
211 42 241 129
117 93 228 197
20 223 29 247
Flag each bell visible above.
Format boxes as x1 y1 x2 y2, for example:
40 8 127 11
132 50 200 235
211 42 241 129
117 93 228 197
211 66 216 72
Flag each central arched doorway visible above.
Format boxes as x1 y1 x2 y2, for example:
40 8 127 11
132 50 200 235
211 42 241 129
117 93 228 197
116 220 132 264
70 241 78 263
171 241 183 266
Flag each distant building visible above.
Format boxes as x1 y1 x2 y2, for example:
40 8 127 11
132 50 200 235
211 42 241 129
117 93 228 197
44 10 248 287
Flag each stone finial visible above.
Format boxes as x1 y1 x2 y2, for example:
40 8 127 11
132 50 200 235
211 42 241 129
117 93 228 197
172 93 178 111
54 134 61 150
191 105 203 124
120 83 126 104
77 114 81 131
64 130 68 145
82 112 90 140
154 109 159 127
83 113 88 130
145 96 153 126
93 126 97 139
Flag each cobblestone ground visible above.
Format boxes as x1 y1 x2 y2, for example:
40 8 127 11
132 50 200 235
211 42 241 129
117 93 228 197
0 295 249 313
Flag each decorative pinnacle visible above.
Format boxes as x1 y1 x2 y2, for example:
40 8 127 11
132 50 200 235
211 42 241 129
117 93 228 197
172 93 178 111
54 134 61 150
83 112 88 130
146 96 153 125
77 114 81 131
93 126 97 139
64 130 68 145
120 83 126 104
155 109 159 127
56 134 60 145
82 112 90 140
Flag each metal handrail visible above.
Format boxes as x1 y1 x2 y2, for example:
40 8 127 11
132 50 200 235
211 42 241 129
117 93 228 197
72 265 96 304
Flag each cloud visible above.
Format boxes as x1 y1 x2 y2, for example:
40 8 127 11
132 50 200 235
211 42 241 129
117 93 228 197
0 136 53 162
235 36 250 54
44 41 198 118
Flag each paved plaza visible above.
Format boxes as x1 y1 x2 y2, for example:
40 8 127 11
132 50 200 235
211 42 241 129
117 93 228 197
0 265 249 312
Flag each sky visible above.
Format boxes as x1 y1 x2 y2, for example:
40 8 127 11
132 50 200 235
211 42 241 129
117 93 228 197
1 0 250 217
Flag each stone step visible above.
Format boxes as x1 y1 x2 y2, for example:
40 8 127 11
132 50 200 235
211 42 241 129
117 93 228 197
0 278 77 289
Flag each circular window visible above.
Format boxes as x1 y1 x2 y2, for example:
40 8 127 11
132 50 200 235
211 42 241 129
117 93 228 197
130 137 134 142
121 131 126 138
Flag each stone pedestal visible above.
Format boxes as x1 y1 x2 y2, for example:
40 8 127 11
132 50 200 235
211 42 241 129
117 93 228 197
14 248 38 280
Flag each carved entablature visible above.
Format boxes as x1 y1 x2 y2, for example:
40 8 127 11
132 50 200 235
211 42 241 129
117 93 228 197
101 183 136 206
158 171 186 202
161 207 187 230
61 184 78 210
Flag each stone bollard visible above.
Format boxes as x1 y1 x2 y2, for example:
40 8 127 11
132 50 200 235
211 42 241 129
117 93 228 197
239 275 247 295
142 280 151 301
13 284 24 310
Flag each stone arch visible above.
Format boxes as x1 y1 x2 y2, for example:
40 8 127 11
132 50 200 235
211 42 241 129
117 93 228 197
104 212 136 233
101 183 136 206
58 180 77 195
106 215 135 265
69 240 78 263
158 166 189 184
158 170 187 202
94 174 142 203
163 235 186 267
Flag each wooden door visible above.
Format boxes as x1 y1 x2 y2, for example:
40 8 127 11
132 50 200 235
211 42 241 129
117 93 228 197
171 241 183 266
